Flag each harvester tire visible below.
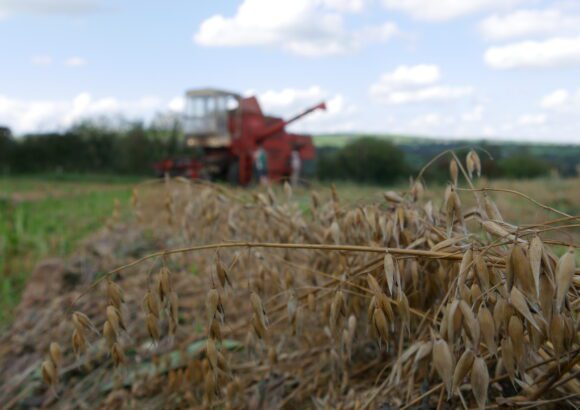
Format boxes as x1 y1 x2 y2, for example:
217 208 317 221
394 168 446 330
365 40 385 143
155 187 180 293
227 161 240 185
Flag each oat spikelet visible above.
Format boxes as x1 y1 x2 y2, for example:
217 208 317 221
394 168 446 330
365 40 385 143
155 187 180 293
452 348 474 394
411 180 424 202
206 338 218 370
216 252 232 289
508 315 525 362
146 313 160 344
372 307 389 344
466 150 481 178
103 320 117 347
397 290 410 335
493 296 507 331
384 191 404 203
111 342 126 367
72 311 98 335
529 313 546 350
250 291 268 327
348 314 357 344
311 191 320 209
466 151 475 178
287 288 298 323
539 274 554 322
252 313 268 340
446 187 464 235
159 267 171 301
457 248 473 290
209 319 222 342
483 193 503 222
509 286 540 331
529 235 543 299
330 220 341 244
510 244 534 297
501 337 516 384
330 290 346 336
206 288 224 325
474 251 490 291
449 159 458 185
555 247 575 313
471 357 489 410
413 341 432 369
143 289 160 318
383 252 396 295
106 305 126 334
478 306 496 355
72 329 87 357
204 367 216 405
106 277 124 309
367 274 382 295
49 342 62 368
169 291 179 327
549 314 565 361
41 360 57 388
432 337 454 398
459 300 480 347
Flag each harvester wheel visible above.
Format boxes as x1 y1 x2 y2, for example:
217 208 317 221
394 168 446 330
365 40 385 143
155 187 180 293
227 161 240 185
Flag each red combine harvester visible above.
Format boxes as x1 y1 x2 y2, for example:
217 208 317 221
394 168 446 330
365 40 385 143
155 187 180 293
154 88 326 185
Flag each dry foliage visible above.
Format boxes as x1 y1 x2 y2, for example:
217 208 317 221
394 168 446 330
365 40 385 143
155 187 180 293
1 150 579 409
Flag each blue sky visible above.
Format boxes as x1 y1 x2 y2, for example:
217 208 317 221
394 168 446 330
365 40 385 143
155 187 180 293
1 0 580 143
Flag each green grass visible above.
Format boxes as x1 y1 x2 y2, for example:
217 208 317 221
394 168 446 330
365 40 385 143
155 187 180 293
0 176 137 323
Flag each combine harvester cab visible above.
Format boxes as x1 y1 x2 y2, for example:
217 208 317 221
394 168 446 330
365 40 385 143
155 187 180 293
155 88 325 185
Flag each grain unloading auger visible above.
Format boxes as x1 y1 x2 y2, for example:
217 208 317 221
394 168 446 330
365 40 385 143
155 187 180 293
154 88 326 185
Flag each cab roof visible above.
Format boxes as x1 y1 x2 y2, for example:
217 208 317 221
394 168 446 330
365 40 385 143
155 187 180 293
185 88 241 98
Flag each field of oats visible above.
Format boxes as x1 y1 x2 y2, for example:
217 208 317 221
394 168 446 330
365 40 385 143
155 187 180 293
0 152 579 409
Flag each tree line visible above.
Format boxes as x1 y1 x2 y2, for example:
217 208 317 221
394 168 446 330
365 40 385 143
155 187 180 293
0 123 557 182
317 137 554 184
0 121 188 175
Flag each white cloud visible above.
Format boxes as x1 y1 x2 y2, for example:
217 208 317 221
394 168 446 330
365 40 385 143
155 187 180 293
256 86 326 111
0 93 172 134
0 0 104 17
480 9 580 41
194 0 397 56
461 105 484 122
375 86 473 104
517 113 547 125
370 64 440 94
30 55 53 66
0 88 355 135
410 113 451 128
381 0 523 21
540 89 570 109
65 57 87 67
484 36 580 69
370 64 472 104
539 88 580 116
168 96 185 112
322 0 365 12
250 86 356 132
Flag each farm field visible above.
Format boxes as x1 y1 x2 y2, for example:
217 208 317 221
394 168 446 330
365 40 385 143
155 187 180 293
0 162 579 409
2 174 578 323
0 176 137 323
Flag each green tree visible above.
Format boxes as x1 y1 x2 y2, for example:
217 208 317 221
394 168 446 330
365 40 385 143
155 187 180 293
317 137 409 184
498 154 551 179
0 127 14 173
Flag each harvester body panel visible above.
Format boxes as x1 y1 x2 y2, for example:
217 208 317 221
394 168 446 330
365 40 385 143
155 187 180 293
155 88 325 185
